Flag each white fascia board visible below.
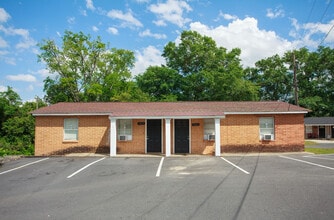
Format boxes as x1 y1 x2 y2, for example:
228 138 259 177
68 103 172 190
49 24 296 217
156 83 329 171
305 124 334 126
109 115 226 119
225 111 308 115
32 113 111 116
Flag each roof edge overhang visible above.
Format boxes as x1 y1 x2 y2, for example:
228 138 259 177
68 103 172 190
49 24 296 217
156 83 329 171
109 115 226 119
225 111 308 115
32 113 226 119
32 113 111 116
305 124 334 126
32 111 307 117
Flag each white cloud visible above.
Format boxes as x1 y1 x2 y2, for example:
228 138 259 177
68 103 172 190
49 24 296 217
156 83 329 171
139 29 167 39
304 20 334 44
107 27 118 35
0 25 36 50
6 74 36 82
222 13 238 21
0 8 10 23
266 7 285 19
81 9 87 16
67 17 75 24
189 18 293 67
132 46 165 75
0 25 27 36
0 36 8 47
3 57 16 65
0 85 6 92
86 0 95 11
16 37 36 49
215 11 238 21
107 9 143 28
289 18 334 47
92 26 99 32
0 50 8 55
149 0 192 27
36 68 51 78
135 0 150 3
27 84 34 92
153 20 167 26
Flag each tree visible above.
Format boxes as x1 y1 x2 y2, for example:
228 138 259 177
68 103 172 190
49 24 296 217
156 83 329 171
136 66 182 101
38 31 135 103
0 87 46 156
245 54 293 101
246 46 334 116
162 30 258 101
285 47 334 116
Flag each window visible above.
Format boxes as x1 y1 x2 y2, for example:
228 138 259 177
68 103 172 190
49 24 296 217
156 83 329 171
204 119 215 140
259 117 274 140
117 119 132 141
64 118 78 141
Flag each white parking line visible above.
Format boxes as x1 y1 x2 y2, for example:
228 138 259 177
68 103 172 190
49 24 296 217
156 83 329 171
0 158 49 175
280 155 334 170
221 157 250 174
155 157 164 177
303 155 334 161
67 157 106 179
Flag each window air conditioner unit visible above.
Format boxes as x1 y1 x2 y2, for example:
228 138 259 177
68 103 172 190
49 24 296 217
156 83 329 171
119 135 127 141
208 134 215 141
263 134 272 140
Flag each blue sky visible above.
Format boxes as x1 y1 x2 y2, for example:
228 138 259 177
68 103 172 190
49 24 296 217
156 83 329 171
0 0 333 102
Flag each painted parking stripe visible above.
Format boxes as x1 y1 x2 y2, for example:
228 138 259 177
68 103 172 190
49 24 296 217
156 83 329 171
280 155 334 171
155 157 164 177
303 155 334 161
0 157 49 175
220 157 250 174
67 157 106 179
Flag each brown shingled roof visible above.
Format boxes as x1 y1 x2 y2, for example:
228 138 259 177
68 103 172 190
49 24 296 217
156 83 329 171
31 101 309 118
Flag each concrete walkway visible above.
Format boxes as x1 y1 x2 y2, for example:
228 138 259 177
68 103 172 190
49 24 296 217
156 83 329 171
306 139 334 148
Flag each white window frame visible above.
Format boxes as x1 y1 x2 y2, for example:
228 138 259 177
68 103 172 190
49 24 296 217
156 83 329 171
64 118 78 141
203 118 215 140
117 119 132 141
259 117 275 140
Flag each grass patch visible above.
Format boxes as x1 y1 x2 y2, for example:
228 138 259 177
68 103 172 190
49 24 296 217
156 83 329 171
305 148 334 154
304 140 317 146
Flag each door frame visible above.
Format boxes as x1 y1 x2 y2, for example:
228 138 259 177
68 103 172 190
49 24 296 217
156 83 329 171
319 126 326 138
145 119 163 153
173 119 191 154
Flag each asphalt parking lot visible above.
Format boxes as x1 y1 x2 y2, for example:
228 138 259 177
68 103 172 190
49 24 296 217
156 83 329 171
0 153 334 220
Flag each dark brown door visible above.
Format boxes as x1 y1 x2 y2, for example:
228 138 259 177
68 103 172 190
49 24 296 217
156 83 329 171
319 126 325 138
147 119 162 153
175 119 189 153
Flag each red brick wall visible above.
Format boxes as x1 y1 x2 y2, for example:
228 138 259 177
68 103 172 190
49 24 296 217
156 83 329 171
35 116 110 156
220 114 305 152
35 114 305 156
190 119 215 155
117 119 145 154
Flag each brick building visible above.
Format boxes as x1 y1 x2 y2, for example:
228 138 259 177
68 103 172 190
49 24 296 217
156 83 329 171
31 101 308 156
304 117 334 139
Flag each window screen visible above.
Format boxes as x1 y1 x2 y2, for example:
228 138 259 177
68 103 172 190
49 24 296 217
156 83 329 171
64 118 78 141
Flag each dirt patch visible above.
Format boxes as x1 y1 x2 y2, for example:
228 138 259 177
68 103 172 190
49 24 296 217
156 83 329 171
0 156 21 167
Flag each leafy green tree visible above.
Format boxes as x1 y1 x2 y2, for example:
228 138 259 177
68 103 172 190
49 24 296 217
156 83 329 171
0 87 46 156
136 66 182 101
111 81 151 102
162 30 258 101
38 31 135 103
285 47 334 116
0 87 22 132
245 54 293 101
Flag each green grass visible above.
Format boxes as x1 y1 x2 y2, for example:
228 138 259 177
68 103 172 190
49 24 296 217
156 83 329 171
304 140 317 146
305 148 334 154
